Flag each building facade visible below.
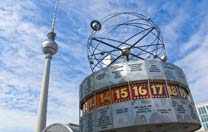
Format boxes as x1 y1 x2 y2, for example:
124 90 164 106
196 102 208 131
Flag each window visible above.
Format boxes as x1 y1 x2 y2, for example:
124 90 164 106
204 107 206 112
202 116 206 122
202 107 207 114
198 107 203 115
205 123 208 129
199 107 207 115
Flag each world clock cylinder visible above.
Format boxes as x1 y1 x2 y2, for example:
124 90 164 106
79 60 201 132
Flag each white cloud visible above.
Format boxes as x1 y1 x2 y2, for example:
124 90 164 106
0 106 35 129
175 16 208 103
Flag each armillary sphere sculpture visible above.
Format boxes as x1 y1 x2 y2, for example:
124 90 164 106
88 12 167 72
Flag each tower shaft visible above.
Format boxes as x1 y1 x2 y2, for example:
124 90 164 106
36 54 52 132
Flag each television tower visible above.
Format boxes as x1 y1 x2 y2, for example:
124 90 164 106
36 1 59 132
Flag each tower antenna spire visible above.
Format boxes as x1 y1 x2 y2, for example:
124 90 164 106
51 0 59 33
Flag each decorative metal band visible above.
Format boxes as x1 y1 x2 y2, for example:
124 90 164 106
80 60 189 101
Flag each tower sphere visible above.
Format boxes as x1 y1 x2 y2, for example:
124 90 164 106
42 32 58 55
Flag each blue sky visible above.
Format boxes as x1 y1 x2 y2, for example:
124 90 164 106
0 0 208 131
